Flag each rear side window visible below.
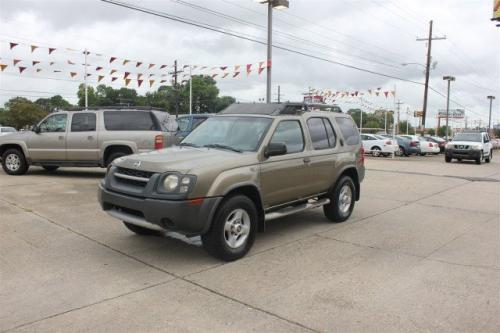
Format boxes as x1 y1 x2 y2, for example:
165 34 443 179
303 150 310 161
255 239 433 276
307 117 336 150
336 117 360 145
71 113 96 132
104 111 159 131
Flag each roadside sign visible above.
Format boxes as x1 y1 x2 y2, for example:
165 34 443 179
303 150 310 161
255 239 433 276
414 111 423 117
437 109 465 119
494 0 500 20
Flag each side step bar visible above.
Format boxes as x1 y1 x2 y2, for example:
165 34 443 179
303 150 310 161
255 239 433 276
265 198 330 221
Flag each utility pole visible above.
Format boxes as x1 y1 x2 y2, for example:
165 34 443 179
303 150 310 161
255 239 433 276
189 65 193 115
277 85 281 103
443 76 455 141
417 20 446 129
395 100 403 134
84 48 88 108
169 60 183 118
487 96 495 132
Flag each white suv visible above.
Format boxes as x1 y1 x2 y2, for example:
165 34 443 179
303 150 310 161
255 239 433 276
444 132 493 164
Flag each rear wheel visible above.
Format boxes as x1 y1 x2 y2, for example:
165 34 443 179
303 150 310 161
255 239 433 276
42 165 59 172
1 149 28 175
202 195 257 261
105 151 128 167
371 147 381 157
323 176 356 223
398 146 405 156
123 222 161 236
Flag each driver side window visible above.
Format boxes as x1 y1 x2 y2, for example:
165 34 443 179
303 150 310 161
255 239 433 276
39 114 68 133
269 120 304 154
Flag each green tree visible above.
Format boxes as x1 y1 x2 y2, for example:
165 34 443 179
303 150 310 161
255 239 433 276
77 84 98 106
426 128 436 136
437 125 452 138
397 121 415 135
2 97 48 129
215 96 236 112
35 95 72 112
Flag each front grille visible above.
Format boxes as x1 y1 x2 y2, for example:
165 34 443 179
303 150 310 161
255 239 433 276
116 167 154 179
454 145 469 150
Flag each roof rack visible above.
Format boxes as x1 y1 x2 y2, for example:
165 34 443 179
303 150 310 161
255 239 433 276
219 102 342 116
58 106 168 112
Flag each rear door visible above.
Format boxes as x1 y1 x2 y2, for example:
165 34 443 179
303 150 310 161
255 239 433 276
28 113 68 161
66 112 99 161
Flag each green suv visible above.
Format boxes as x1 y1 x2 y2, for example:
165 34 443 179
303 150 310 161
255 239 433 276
99 103 365 261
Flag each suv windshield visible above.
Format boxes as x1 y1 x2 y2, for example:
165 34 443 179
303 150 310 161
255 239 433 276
453 133 481 142
182 116 272 152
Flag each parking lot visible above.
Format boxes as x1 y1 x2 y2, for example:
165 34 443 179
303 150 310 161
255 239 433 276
1 154 499 332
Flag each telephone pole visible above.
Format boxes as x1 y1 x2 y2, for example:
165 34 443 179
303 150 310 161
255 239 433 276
487 96 495 132
417 20 446 129
169 60 183 118
395 100 403 134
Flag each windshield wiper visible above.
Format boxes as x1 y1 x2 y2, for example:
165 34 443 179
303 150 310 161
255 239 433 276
179 142 200 148
204 144 242 153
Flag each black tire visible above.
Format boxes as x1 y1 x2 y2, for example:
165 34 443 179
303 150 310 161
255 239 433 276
105 151 128 167
485 150 492 163
42 165 59 172
201 195 257 261
398 146 405 156
371 146 382 157
123 222 161 236
475 154 482 165
445 156 451 163
323 176 356 223
1 148 29 175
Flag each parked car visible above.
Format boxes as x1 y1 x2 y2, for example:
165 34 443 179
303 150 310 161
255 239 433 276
425 136 446 152
0 107 178 175
399 135 421 154
417 136 440 155
361 133 398 157
0 126 17 136
444 131 493 164
99 103 365 261
379 134 418 156
175 114 212 143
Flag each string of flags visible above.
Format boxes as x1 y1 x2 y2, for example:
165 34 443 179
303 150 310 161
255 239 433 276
309 88 396 99
1 40 272 88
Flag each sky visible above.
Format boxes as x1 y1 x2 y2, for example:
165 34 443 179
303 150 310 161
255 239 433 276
0 0 499 128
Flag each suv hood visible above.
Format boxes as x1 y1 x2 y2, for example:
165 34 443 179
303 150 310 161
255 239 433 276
0 130 33 141
115 146 257 174
449 141 481 147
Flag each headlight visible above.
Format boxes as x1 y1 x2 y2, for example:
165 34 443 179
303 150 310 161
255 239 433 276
162 175 180 192
445 143 453 149
471 144 482 150
158 173 196 194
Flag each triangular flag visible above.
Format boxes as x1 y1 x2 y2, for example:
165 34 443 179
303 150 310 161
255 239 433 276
234 65 240 72
67 60 75 65
375 92 380 96
136 62 142 67
86 73 91 77
36 68 42 73
160 64 167 69
183 65 189 69
211 73 218 79
13 59 21 66
98 75 105 82
48 47 56 54
137 79 143 87
0 64 7 71
149 79 155 87
390 90 396 97
70 72 77 78
32 61 40 66
49 61 55 66
258 61 265 68
368 89 372 95
30 45 38 53
266 59 272 68
124 72 130 79
233 72 240 78
111 77 118 82
95 66 103 71
110 69 117 75
354 91 359 96
160 80 167 83
137 73 143 79
110 57 117 63
220 66 227 71
9 42 18 50
18 67 27 73
123 59 130 65
222 73 229 78
384 91 389 98
125 78 131 86
258 66 265 75
148 64 155 69
246 64 252 75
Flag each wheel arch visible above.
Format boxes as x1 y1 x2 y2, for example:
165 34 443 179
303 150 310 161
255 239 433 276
0 143 29 160
333 167 360 201
102 143 135 166
219 184 265 233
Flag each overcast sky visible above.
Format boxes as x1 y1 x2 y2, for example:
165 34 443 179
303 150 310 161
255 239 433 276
0 0 498 128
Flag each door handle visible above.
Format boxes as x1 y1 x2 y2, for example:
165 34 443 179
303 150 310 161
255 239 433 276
58 136 64 140
87 136 94 140
303 157 311 163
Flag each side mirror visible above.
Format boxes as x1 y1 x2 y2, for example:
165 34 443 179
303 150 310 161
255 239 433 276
33 125 41 134
264 143 287 158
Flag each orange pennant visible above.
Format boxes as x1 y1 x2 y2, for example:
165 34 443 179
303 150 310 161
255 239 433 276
30 45 38 52
98 75 105 82
148 64 155 69
125 78 131 86
70 72 77 78
234 65 240 72
110 69 117 75
137 73 143 79
0 64 7 71
123 59 130 65
149 79 155 87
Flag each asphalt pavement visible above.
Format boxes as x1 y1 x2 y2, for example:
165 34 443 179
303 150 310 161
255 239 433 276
1 154 499 332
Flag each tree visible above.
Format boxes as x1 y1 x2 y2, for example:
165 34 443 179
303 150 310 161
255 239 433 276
215 96 236 112
437 125 452 138
426 128 436 136
77 84 98 106
397 121 415 135
35 95 72 112
2 97 48 129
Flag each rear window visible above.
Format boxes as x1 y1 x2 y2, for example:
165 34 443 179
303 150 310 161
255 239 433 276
104 111 159 131
336 117 360 145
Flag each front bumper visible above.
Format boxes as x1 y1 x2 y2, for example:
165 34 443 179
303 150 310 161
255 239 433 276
445 149 481 160
98 182 222 235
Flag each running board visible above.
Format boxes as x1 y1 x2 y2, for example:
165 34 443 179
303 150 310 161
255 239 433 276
265 198 330 221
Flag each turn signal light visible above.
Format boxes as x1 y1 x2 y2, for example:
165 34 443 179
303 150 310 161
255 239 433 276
154 135 164 150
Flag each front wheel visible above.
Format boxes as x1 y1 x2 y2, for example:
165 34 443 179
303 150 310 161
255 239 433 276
323 176 356 223
1 149 29 175
485 150 492 163
202 195 257 261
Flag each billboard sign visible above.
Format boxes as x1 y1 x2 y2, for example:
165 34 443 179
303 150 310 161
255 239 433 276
437 109 465 119
494 0 500 20
414 111 423 117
